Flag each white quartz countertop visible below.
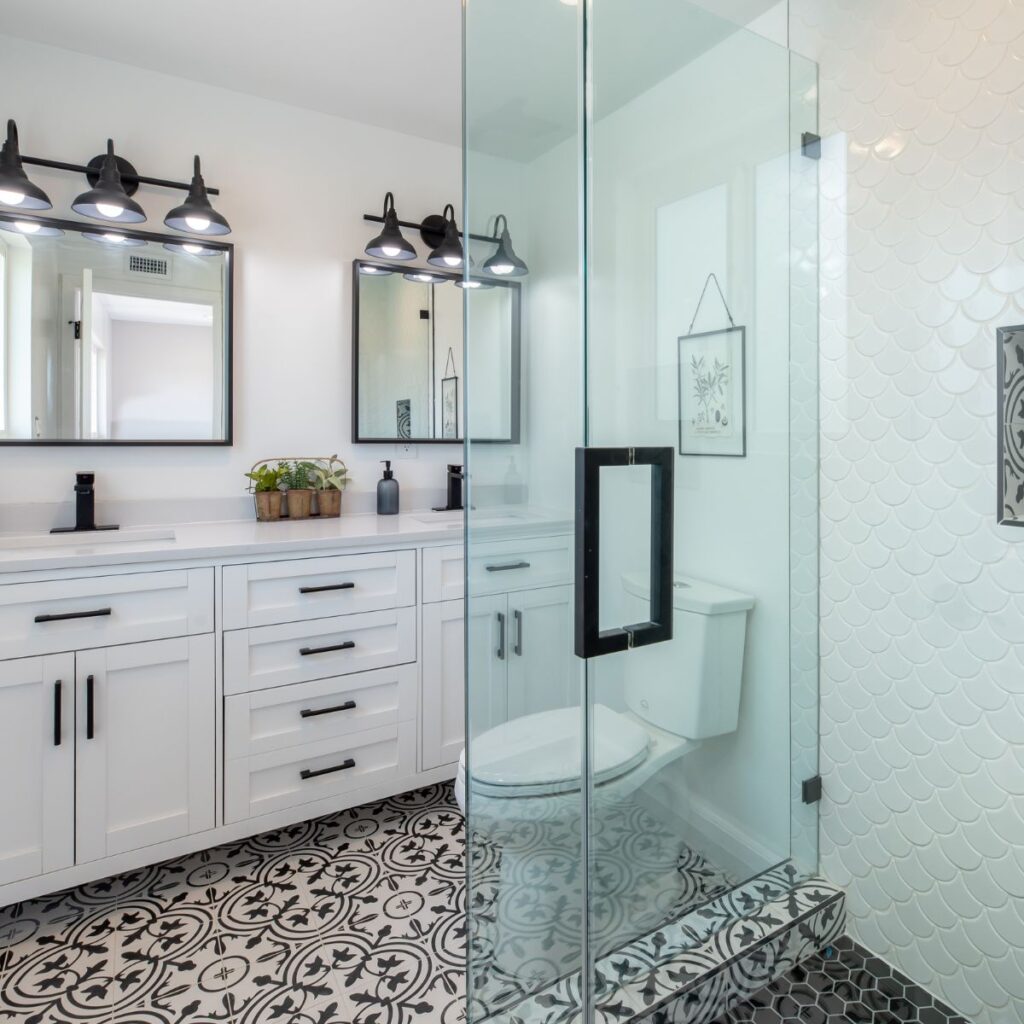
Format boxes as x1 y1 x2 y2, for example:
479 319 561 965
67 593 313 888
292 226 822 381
0 508 572 575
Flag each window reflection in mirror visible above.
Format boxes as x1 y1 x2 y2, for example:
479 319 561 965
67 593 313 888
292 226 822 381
0 218 231 444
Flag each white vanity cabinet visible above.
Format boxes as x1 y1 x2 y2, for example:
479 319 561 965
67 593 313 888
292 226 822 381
420 541 575 771
0 568 215 891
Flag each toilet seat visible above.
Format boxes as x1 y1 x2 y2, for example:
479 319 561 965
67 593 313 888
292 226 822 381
465 704 649 798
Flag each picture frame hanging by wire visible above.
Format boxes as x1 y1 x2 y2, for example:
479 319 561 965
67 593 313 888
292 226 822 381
441 347 459 440
677 273 746 457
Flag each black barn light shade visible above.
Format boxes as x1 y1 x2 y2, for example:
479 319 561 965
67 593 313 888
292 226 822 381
427 203 468 269
483 214 528 277
0 217 63 237
455 278 494 290
84 231 146 247
72 139 146 223
366 192 416 260
359 263 394 276
164 241 221 257
0 121 52 210
164 156 230 235
403 269 446 284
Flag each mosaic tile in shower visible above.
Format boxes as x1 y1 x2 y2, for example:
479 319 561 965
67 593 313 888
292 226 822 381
714 934 973 1024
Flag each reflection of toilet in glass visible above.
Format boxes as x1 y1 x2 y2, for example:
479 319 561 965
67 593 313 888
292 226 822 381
459 575 755 1012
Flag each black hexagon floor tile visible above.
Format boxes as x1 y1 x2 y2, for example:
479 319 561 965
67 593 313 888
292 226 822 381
714 936 974 1024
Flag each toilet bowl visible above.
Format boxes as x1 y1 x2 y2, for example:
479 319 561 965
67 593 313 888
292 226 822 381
455 574 755 816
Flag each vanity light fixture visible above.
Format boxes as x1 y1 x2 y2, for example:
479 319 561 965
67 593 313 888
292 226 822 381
427 203 469 269
0 216 63 237
404 270 447 284
164 156 231 235
358 263 394 276
455 278 494 290
72 139 146 223
365 192 416 260
483 214 529 277
164 241 220 257
0 121 52 210
84 231 146 247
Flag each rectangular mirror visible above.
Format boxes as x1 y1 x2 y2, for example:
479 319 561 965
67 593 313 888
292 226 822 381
0 214 232 445
352 259 520 443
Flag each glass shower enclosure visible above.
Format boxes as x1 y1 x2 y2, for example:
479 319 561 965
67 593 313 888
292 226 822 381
461 1 820 1018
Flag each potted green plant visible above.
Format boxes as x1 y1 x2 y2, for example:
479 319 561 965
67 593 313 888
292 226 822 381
310 456 349 518
281 460 315 519
245 463 285 521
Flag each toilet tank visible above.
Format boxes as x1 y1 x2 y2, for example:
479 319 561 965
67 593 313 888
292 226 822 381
622 573 755 739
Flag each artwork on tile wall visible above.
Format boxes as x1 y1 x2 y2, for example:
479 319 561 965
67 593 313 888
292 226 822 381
396 398 411 440
678 325 746 457
997 325 1024 525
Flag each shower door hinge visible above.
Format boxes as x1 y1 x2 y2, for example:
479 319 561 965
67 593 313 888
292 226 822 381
69 319 81 340
802 775 823 804
801 132 822 160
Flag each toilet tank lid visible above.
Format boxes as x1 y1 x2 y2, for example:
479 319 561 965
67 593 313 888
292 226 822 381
622 572 755 614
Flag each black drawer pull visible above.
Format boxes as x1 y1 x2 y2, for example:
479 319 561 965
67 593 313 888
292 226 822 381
485 561 530 573
35 607 112 624
53 681 62 747
86 674 95 740
300 700 357 718
299 640 356 657
300 757 355 780
299 582 356 594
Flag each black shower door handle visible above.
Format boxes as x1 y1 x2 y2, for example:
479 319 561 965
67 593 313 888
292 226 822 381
574 446 673 659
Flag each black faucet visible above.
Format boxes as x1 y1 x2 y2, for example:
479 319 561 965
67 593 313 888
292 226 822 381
50 472 119 534
433 464 464 512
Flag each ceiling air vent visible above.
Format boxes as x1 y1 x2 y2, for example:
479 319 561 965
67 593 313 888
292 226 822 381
127 254 170 277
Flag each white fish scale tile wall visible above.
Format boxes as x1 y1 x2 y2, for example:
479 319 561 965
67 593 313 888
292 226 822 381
791 1 1024 1022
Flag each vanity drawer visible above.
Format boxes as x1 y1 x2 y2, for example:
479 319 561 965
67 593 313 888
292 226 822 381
0 569 214 659
225 664 417 759
224 720 416 823
223 606 416 695
423 536 571 602
222 550 416 630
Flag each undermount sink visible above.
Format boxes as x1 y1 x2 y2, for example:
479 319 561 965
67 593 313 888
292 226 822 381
0 527 177 550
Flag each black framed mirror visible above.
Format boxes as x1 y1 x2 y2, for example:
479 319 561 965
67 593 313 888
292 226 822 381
352 259 520 444
0 213 233 445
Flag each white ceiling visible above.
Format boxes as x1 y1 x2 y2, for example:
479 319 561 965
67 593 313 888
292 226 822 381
0 0 464 147
0 0 783 161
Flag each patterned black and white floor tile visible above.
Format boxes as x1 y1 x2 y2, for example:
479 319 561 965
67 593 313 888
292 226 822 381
0 783 737 1024
713 936 973 1024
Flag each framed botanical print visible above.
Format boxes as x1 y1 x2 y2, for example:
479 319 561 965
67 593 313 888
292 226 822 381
677 325 746 457
441 376 459 439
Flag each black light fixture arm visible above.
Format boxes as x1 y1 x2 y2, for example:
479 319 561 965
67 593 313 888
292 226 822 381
362 210 499 245
19 153 221 196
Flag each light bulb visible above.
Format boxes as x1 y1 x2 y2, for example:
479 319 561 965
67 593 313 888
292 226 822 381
381 245 401 257
489 263 514 275
184 214 211 231
0 189 25 205
96 202 124 219
15 220 40 233
443 255 462 267
183 243 203 255
104 233 126 243
461 280 482 288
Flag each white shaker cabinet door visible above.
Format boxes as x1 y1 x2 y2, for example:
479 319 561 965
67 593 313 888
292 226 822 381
506 586 577 722
0 654 74 886
75 635 215 863
421 595 508 771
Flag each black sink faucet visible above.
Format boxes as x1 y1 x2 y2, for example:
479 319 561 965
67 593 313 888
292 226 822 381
50 472 119 534
433 464 465 512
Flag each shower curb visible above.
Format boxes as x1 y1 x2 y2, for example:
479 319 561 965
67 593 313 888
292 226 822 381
488 867 844 1024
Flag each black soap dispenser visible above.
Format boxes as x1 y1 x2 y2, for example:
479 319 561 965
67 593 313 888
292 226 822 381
377 460 399 515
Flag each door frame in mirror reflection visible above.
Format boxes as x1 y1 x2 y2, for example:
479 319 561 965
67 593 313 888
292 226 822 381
351 259 521 444
0 213 233 447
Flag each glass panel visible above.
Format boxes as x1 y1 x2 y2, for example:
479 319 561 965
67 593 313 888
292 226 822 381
463 1 584 1021
583 0 819 1002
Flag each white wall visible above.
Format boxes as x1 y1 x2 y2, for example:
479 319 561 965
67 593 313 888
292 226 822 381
0 33 466 517
793 2 1024 1021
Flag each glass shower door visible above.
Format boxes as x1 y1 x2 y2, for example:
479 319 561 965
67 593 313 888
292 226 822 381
463 1 819 1020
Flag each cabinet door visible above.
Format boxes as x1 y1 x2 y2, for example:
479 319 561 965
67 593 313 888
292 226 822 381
421 595 507 771
0 654 74 885
76 636 215 863
507 586 577 721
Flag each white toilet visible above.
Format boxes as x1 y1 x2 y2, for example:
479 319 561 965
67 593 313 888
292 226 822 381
456 573 755 814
